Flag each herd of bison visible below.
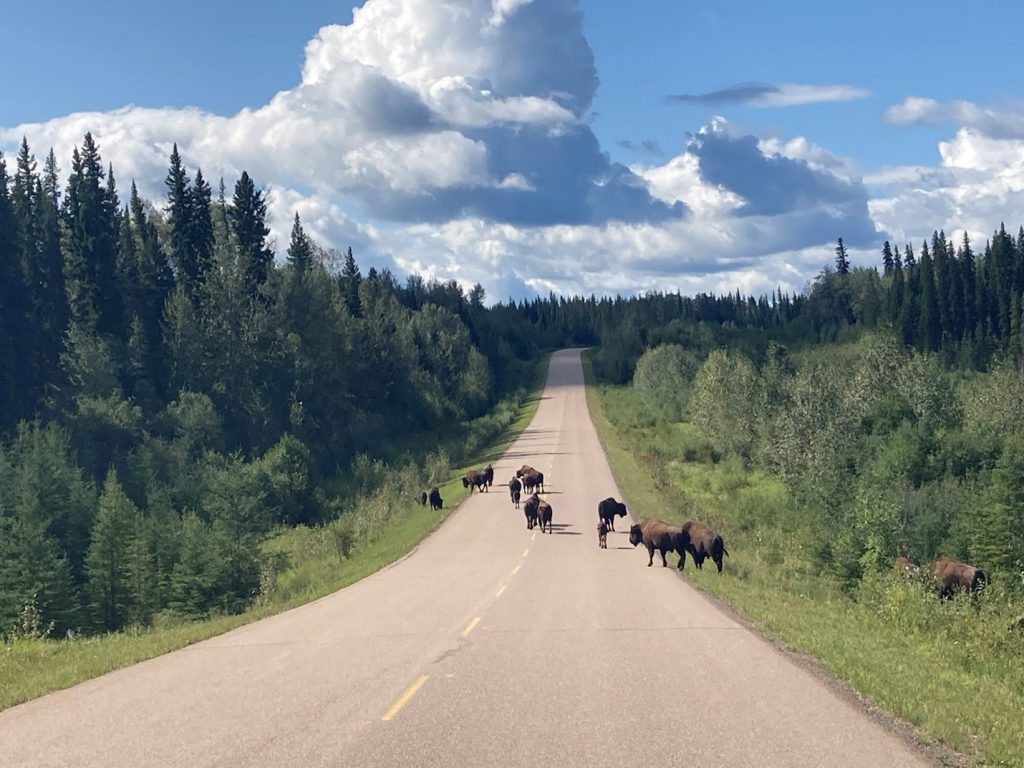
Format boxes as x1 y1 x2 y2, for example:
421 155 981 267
417 464 989 599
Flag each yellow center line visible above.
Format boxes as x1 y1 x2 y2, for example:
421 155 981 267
531 531 538 541
462 617 482 637
522 548 530 557
381 675 429 721
495 584 507 598
511 564 521 576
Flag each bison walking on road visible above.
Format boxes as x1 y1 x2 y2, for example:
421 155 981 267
484 464 494 487
508 477 522 508
930 556 986 599
682 520 729 573
462 470 489 493
629 519 691 569
597 521 609 549
516 465 536 478
521 470 544 494
597 497 628 531
537 498 553 534
523 493 540 530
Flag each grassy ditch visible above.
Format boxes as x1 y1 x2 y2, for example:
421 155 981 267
0 355 550 712
583 352 1024 768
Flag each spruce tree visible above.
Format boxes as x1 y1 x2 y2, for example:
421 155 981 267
881 241 894 276
86 470 140 631
340 247 363 317
834 237 850 275
286 212 314 273
917 241 941 351
228 171 273 297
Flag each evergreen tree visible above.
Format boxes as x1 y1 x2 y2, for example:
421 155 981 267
959 231 977 339
340 247 363 317
834 237 850 275
286 212 314 273
228 171 273 298
917 241 941 351
881 241 894 276
187 167 214 292
86 470 141 631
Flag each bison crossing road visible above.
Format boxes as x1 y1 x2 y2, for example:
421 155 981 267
0 349 936 768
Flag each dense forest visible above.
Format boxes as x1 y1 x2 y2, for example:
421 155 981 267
3 132 1024 638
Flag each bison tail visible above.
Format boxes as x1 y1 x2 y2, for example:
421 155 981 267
721 542 730 558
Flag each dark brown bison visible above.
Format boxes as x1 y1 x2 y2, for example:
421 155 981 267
508 477 522 508
537 498 553 534
484 464 494 487
930 556 987 599
428 487 443 511
516 464 537 478
597 521 609 549
462 470 488 493
418 491 428 506
522 470 544 494
597 497 628 531
682 520 728 573
629 519 691 569
523 493 540 530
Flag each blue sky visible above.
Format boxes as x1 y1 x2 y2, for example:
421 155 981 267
3 1 1024 301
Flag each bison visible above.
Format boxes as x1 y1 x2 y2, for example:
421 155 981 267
428 487 443 511
462 470 489 493
508 477 522 509
597 521 609 549
484 464 494 487
681 520 729 573
930 556 987 599
418 491 428 506
597 497 628 532
628 519 691 569
516 464 537 478
522 470 545 494
523 493 540 530
537 498 553 534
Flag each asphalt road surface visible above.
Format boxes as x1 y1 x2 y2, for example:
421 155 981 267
0 349 933 767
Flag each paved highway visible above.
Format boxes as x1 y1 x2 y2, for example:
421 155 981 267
0 349 932 767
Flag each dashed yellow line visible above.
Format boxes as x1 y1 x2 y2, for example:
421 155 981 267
522 548 530 558
495 584 507 598
511 564 521 576
461 617 482 637
381 675 429 721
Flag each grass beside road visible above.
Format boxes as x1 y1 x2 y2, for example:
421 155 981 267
583 352 1024 768
0 355 550 713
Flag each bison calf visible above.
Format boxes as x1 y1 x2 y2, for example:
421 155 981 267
597 521 608 549
597 497 628 531
629 519 690 569
508 477 522 509
682 520 728 573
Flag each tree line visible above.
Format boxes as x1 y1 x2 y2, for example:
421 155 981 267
5 130 1024 636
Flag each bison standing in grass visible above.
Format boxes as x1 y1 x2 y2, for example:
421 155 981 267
462 470 489 493
930 556 986 599
893 555 921 577
629 519 691 569
523 493 540 530
682 520 729 573
508 477 522 509
597 497 628 532
428 487 443 511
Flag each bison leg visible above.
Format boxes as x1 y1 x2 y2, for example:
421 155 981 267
713 555 723 573
660 548 668 567
646 544 654 567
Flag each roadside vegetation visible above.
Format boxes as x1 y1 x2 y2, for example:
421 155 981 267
585 345 1024 767
0 357 548 710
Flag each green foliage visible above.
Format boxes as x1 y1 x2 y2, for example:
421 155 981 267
632 343 699 422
